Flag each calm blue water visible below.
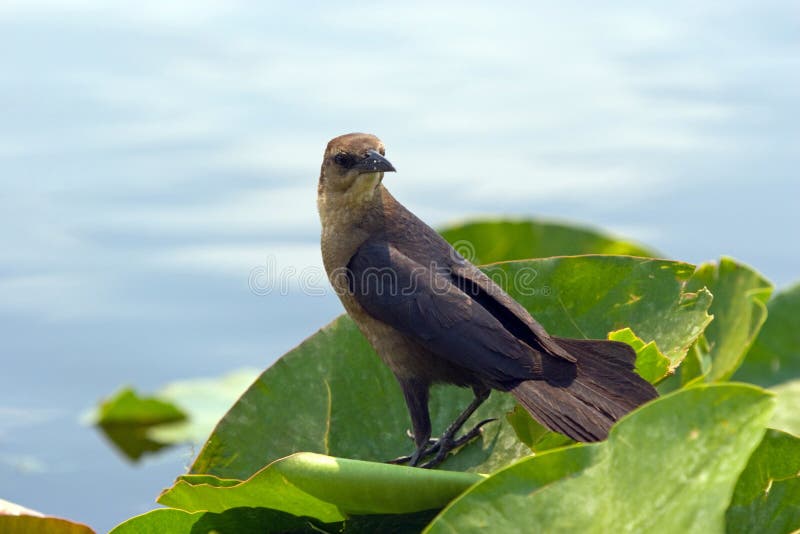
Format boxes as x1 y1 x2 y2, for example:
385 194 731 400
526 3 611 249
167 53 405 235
1 2 798 531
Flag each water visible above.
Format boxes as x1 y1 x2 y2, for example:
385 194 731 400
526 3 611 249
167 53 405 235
1 1 798 531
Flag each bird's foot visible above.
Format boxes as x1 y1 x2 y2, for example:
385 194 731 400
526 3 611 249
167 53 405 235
419 418 495 468
387 418 496 468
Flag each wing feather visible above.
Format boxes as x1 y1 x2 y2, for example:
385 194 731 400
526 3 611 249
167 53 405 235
347 240 548 384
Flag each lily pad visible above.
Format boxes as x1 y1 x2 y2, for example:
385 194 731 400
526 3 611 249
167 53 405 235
769 380 800 438
159 453 481 520
92 369 258 461
683 258 772 382
504 405 573 452
439 219 656 264
92 387 187 461
94 388 187 426
608 327 671 384
480 256 712 366
735 282 800 387
110 507 438 534
425 384 774 533
726 429 800 534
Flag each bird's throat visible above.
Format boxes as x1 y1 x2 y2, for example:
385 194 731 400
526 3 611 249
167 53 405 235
349 172 383 203
319 175 385 235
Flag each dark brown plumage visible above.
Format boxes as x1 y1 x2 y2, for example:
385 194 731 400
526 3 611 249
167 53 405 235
318 133 658 467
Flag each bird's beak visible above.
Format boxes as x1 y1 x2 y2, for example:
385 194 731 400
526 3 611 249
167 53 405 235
353 150 396 174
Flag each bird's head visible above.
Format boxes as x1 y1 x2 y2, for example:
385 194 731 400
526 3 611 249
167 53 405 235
317 133 396 210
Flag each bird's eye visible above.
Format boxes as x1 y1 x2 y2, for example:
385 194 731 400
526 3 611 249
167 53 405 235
334 153 354 168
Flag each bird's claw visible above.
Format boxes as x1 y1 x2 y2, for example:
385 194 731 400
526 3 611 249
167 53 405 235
420 417 496 468
387 417 497 468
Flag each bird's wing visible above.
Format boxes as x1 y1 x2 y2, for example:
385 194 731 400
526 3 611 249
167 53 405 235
449 262 577 363
347 240 556 384
379 193 575 363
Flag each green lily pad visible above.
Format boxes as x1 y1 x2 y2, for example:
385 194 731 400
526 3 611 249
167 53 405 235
159 452 482 520
439 219 656 264
425 384 774 533
92 387 188 461
735 282 800 387
769 380 800 438
683 258 772 382
504 404 574 452
110 507 439 534
480 257 712 366
726 429 800 534
92 369 258 461
192 256 712 480
95 388 187 426
608 327 671 384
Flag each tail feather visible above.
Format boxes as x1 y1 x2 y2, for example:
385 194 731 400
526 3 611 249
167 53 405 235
511 337 658 442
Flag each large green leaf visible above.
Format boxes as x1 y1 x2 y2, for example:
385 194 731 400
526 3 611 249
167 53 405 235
94 387 187 426
504 405 573 452
111 507 438 534
192 256 712 479
684 258 772 382
726 429 800 534
439 219 656 264
769 380 800 438
734 282 800 387
112 509 207 534
91 369 259 461
91 387 188 461
159 452 481 520
480 257 711 366
608 327 671 383
425 384 774 534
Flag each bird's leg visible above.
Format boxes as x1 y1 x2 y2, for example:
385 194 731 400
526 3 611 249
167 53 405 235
388 378 433 466
389 383 495 468
420 387 493 469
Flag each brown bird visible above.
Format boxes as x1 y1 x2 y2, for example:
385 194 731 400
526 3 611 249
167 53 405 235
317 133 658 468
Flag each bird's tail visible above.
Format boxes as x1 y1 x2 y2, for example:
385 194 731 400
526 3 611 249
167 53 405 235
510 337 658 442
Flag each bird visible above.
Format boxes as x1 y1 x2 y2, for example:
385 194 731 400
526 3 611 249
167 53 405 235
317 132 658 468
